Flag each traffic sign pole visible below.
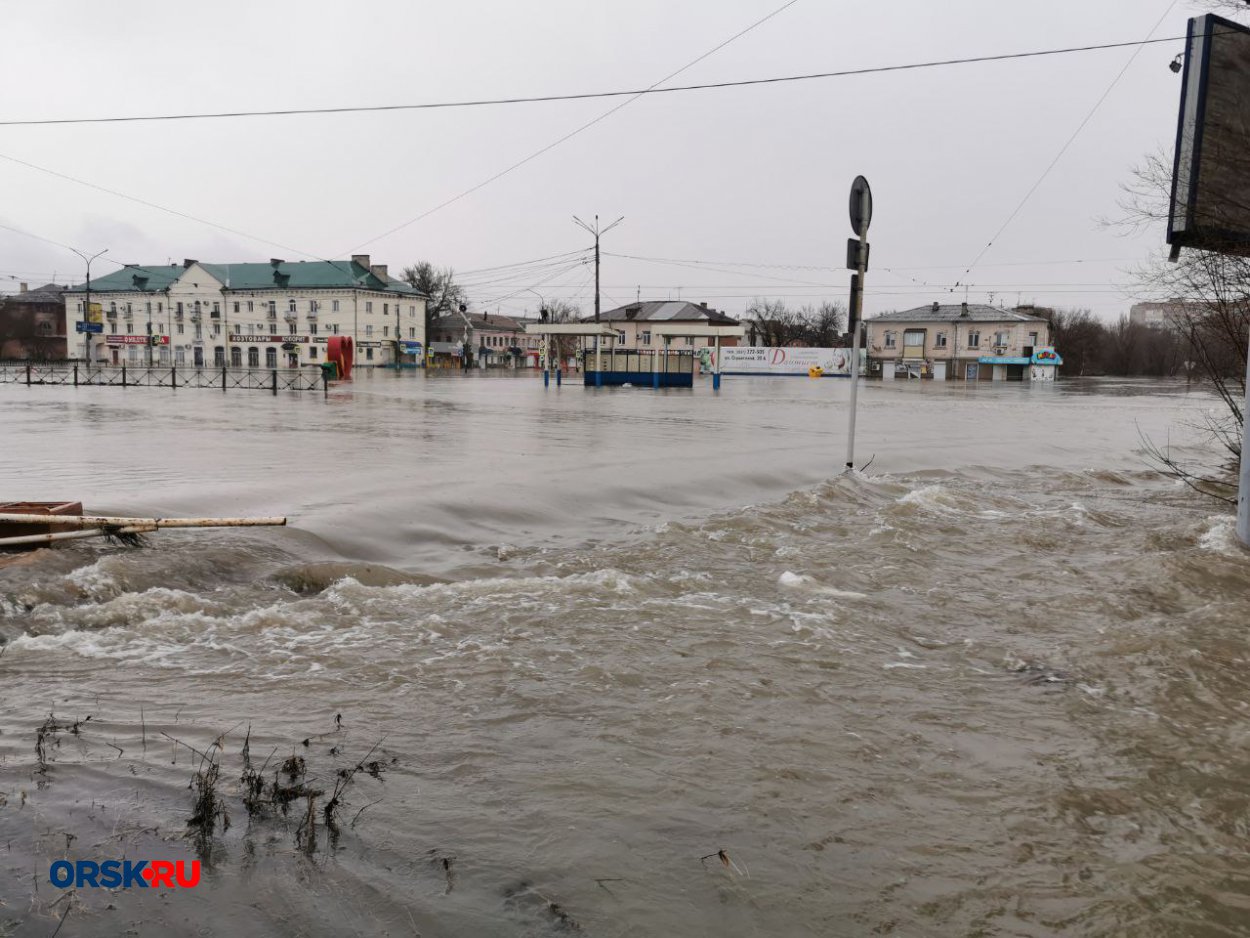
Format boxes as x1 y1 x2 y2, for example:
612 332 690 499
845 176 872 472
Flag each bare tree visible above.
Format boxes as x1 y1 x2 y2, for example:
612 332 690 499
745 298 846 346
401 262 468 336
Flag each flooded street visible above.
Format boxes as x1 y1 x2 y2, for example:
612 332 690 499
2 373 1248 936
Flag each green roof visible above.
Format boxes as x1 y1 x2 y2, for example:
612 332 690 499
66 264 184 293
69 260 424 296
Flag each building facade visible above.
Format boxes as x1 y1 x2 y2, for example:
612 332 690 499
0 283 67 360
64 256 425 369
427 310 542 368
591 301 741 349
866 302 1052 381
1129 300 1203 330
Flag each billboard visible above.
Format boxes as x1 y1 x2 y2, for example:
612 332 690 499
1168 14 1250 256
718 346 863 376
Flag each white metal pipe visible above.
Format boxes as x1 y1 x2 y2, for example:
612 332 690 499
0 524 156 548
0 513 286 529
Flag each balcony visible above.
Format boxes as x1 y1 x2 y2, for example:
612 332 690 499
210 311 220 319
306 310 318 321
190 314 201 323
284 312 298 322
174 311 184 322
105 311 117 320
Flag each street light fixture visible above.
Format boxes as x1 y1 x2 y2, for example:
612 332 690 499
68 247 108 370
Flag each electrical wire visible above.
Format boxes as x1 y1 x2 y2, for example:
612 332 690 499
344 0 803 252
0 36 1194 129
955 0 1179 285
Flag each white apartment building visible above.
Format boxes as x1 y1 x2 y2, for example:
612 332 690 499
866 302 1052 381
64 256 426 369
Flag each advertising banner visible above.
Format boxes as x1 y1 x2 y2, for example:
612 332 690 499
718 346 861 376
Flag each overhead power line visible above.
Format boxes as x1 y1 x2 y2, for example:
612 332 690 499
955 0 1179 285
0 36 1192 128
344 0 803 253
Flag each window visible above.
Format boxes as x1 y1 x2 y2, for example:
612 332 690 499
617 331 626 343
247 323 255 335
967 331 980 348
288 299 297 312
903 330 925 352
110 302 117 314
247 301 254 313
110 322 117 334
233 302 240 313
266 301 276 318
177 323 185 335
383 326 389 337
409 327 415 338
310 323 318 335
288 322 297 335
247 347 259 367
684 337 693 346
383 303 388 315
212 302 220 315
157 303 163 313
175 348 186 365
213 347 225 367
935 332 948 348
310 300 319 312
126 303 132 314
332 323 339 334
994 331 1008 347
230 347 242 368
365 324 373 336
365 301 373 313
194 301 201 315
332 300 340 312
409 306 416 317
146 302 152 314
641 330 651 344
309 346 318 359
194 324 202 339
211 325 220 337
1028 332 1038 347
265 347 277 368
366 347 374 361
884 331 896 348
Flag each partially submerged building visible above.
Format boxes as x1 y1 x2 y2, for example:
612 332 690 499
866 302 1054 381
0 283 67 361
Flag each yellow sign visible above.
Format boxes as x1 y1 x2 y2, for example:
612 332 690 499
87 302 103 323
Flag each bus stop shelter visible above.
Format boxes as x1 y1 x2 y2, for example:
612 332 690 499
650 324 746 390
523 322 620 386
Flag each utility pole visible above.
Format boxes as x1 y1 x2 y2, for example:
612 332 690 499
574 214 623 386
69 247 108 370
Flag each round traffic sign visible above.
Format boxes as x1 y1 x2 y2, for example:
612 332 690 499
849 175 873 237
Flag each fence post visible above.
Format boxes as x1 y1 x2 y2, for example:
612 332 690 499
222 366 227 392
322 369 328 399
25 364 31 386
171 365 177 389
73 364 78 387
271 369 278 395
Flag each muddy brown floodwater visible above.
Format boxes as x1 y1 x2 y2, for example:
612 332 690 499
1 372 1248 937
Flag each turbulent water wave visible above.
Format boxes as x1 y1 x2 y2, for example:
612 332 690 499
3 390 1249 934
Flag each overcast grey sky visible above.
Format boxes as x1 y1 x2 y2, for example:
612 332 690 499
0 0 1228 320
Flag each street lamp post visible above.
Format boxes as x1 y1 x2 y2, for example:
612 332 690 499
525 287 551 386
69 248 108 370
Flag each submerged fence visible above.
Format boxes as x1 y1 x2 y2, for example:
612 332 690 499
0 362 327 395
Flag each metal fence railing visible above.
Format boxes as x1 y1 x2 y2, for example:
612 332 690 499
0 362 327 394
